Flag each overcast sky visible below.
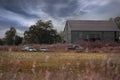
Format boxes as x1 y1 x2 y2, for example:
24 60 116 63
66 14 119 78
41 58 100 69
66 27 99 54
0 0 120 38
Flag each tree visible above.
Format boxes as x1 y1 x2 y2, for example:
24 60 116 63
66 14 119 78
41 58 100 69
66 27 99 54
0 38 4 45
4 27 23 45
14 35 23 45
114 16 120 29
58 31 65 43
5 27 16 45
24 20 61 44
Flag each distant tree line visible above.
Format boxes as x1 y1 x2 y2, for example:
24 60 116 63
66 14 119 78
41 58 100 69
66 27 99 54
0 20 63 45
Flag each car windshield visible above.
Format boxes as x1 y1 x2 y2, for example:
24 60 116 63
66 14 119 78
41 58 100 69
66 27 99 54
29 48 34 49
40 48 47 49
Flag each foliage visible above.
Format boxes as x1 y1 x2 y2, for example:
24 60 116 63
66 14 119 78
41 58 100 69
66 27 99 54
58 31 65 43
109 17 120 29
4 27 16 45
114 16 120 29
24 20 62 44
0 38 4 45
4 27 23 45
14 35 23 45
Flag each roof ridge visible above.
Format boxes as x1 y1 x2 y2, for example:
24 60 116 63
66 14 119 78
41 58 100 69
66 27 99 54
65 20 120 31
67 20 112 22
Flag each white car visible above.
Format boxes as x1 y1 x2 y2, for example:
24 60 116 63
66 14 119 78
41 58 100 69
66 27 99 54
40 48 48 52
28 47 37 52
22 46 37 52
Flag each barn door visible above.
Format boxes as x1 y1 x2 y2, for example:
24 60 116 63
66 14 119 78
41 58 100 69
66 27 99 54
87 34 100 41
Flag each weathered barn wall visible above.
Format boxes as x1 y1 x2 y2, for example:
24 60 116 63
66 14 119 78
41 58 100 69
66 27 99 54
71 31 120 43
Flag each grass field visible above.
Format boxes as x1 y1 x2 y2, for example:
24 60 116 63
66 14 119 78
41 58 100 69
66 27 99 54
0 52 120 80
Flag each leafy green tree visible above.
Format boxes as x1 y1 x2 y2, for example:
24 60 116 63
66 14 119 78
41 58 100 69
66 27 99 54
58 31 65 43
14 35 23 45
114 16 120 29
0 38 4 45
4 27 23 45
5 27 16 45
24 20 61 44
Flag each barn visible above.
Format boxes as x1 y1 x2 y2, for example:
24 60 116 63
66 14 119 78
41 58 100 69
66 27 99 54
64 20 120 43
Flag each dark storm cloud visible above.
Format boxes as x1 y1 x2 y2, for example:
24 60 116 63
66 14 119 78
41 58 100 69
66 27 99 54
0 0 80 18
0 0 40 18
41 0 79 17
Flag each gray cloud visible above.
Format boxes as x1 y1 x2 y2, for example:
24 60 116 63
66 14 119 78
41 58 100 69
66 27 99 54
0 0 120 38
41 0 79 17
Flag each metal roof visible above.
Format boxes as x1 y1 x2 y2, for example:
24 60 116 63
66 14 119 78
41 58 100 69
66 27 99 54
67 20 120 31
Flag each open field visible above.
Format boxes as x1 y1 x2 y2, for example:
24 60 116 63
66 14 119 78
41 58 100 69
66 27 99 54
0 52 120 80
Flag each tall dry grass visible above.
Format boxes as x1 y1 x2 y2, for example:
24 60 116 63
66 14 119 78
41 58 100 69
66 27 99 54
0 52 120 80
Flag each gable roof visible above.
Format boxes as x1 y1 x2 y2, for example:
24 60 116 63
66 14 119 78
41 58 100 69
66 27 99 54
66 20 120 31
